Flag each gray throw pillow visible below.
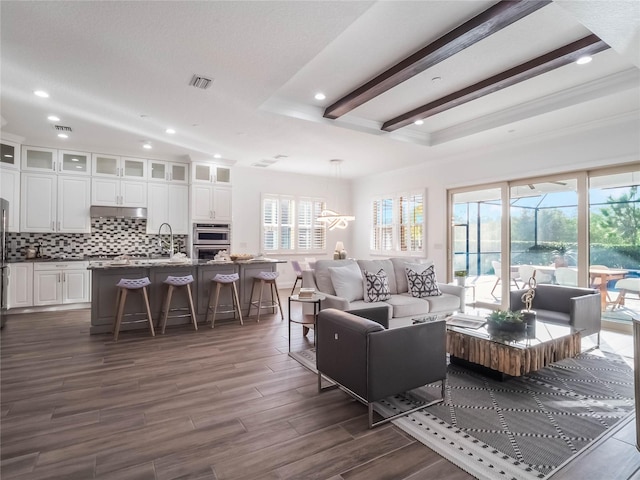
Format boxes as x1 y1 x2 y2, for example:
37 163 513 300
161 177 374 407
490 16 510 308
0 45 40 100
363 269 391 303
406 265 442 297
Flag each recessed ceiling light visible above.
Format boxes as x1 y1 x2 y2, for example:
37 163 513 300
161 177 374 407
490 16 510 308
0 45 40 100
143 143 152 150
71 157 79 162
34 90 49 98
314 92 326 101
576 55 592 65
57 133 68 139
431 76 442 82
4 154 14 158
414 119 424 125
47 115 60 121
213 153 222 159
165 128 176 134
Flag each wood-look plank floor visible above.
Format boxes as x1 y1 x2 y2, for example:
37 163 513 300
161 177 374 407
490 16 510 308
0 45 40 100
2 303 638 479
0 306 474 480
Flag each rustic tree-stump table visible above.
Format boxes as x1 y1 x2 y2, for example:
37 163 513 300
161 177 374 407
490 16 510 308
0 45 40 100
446 320 582 379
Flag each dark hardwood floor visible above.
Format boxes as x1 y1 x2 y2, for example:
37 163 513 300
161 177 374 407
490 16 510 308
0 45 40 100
0 306 473 480
1 302 638 479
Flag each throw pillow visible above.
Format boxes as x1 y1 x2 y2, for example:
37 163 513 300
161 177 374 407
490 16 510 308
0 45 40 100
363 269 391 302
406 265 442 298
328 263 364 302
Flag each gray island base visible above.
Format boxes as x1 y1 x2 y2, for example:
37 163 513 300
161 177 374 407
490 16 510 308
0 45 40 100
89 260 285 335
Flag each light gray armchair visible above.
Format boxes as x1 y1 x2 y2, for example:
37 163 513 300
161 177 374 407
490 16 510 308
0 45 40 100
316 308 446 428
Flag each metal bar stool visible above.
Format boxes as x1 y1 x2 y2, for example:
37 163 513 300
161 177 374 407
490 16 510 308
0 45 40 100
160 275 198 334
113 277 155 341
207 273 243 328
247 271 283 321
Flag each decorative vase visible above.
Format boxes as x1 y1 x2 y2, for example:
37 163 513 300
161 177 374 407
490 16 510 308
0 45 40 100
487 319 527 332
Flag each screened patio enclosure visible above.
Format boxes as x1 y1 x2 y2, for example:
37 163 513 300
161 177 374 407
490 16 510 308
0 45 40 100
449 167 639 325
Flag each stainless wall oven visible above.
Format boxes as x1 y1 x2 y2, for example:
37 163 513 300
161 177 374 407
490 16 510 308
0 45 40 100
192 244 231 261
193 223 231 245
192 223 231 261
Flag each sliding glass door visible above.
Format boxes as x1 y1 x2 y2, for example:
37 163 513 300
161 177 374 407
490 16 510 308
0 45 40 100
448 164 639 324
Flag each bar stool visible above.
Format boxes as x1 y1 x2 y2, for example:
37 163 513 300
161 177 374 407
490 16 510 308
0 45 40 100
160 275 198 334
207 273 243 328
113 277 155 341
247 271 283 321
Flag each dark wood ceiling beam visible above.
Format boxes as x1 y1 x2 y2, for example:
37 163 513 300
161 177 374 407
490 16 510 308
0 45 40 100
381 34 610 132
323 0 552 120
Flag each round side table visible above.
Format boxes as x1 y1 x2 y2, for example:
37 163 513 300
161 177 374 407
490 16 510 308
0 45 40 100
288 293 325 353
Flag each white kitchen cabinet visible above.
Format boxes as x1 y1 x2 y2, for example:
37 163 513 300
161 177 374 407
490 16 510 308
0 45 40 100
33 261 90 306
21 146 57 172
20 173 56 232
58 150 91 175
1 139 21 170
8 262 33 309
58 176 92 232
191 184 231 222
92 154 146 180
0 167 20 231
191 162 231 185
91 178 147 207
148 160 188 184
147 183 189 234
21 173 90 233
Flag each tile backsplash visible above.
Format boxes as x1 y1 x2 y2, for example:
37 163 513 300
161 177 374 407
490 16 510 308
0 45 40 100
6 218 187 261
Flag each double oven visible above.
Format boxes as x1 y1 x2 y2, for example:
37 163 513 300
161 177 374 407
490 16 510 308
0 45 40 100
192 223 231 261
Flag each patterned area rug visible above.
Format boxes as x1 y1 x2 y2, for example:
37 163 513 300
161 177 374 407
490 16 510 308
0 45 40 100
292 348 634 480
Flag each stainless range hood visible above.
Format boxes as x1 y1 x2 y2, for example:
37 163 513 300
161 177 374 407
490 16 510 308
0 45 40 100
90 206 147 219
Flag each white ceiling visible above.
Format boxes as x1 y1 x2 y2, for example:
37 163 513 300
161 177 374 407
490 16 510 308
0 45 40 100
1 1 639 179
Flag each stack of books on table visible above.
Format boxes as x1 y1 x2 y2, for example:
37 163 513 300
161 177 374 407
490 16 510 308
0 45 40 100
298 288 316 299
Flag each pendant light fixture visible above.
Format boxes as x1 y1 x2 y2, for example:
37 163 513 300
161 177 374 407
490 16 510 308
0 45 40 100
316 159 355 230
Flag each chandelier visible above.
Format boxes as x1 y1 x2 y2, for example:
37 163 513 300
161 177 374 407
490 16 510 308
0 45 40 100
316 209 355 230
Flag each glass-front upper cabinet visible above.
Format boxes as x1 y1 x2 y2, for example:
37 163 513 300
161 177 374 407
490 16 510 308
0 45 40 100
148 161 188 183
21 146 57 172
92 154 146 179
1 140 20 169
92 153 120 177
58 150 90 175
191 162 231 184
121 157 146 179
170 163 188 183
149 161 167 181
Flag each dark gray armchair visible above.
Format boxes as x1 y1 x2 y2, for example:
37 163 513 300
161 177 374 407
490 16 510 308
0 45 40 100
316 308 446 428
510 284 601 346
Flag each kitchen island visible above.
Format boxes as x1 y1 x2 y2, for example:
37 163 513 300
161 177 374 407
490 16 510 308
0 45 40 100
89 259 285 335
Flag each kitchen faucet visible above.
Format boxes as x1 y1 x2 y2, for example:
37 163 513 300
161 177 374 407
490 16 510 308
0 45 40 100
158 223 174 257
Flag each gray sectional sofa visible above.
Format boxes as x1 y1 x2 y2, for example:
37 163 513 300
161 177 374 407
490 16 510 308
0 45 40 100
302 258 465 328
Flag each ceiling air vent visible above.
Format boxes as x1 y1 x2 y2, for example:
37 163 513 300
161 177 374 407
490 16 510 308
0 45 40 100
54 125 73 132
189 74 213 90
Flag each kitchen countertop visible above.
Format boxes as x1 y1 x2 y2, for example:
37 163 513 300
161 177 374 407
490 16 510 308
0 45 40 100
87 258 286 269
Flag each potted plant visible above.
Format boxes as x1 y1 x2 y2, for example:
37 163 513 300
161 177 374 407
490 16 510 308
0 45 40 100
551 243 576 268
454 270 467 286
486 309 526 332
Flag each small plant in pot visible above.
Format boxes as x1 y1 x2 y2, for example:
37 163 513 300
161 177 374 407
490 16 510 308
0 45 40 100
454 270 467 286
486 309 526 332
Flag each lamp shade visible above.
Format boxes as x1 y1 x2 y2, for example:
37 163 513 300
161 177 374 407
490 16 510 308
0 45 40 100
335 241 345 252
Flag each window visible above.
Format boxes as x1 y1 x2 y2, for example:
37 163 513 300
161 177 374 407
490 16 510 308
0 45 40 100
262 194 326 253
370 191 424 254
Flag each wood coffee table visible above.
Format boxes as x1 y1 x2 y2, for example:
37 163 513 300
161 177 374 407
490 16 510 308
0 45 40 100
446 318 581 378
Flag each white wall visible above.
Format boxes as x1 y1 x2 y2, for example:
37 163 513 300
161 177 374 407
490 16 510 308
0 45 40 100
351 115 640 279
231 165 352 288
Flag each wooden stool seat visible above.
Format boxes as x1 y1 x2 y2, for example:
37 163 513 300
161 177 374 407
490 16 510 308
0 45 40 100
207 273 243 328
160 275 198 334
113 277 154 341
247 271 283 322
